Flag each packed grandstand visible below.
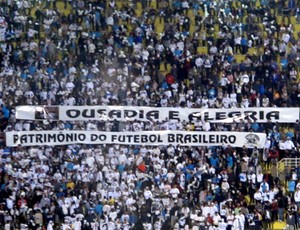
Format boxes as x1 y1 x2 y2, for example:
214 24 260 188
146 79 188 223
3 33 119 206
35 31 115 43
0 0 300 230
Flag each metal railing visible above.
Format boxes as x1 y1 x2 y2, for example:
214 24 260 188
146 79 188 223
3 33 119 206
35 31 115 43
277 158 300 177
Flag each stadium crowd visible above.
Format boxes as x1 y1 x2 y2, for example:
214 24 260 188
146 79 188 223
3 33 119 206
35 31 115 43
0 0 300 229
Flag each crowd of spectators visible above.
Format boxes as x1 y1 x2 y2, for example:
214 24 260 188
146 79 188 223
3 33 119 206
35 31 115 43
0 0 300 229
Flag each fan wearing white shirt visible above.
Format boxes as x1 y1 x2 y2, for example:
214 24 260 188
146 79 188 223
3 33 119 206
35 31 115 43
294 187 300 209
144 187 153 200
226 212 234 228
282 31 290 44
195 56 204 69
259 180 270 193
235 35 242 53
24 90 35 105
194 118 203 131
65 81 75 92
73 218 82 230
203 120 211 131
241 95 250 108
221 179 230 192
219 75 229 90
219 218 228 230
230 91 238 107
201 203 210 217
241 72 250 84
170 186 180 198
213 212 221 227
268 188 276 202
283 137 296 150
262 95 270 107
209 45 218 54
222 93 231 108
296 180 300 189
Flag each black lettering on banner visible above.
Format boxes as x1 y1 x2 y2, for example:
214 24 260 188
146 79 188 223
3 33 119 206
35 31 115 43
188 112 202 121
169 111 180 121
166 133 238 145
204 112 213 121
66 133 75 142
118 135 125 142
13 134 19 144
21 134 28 144
96 109 107 119
82 109 95 118
141 135 148 143
111 135 117 142
188 112 201 121
147 110 159 120
108 110 121 119
57 134 65 142
192 134 198 143
91 134 106 142
158 134 163 142
209 135 215 143
29 134 35 143
176 134 184 143
20 135 26 144
127 135 133 142
228 135 236 144
48 134 57 142
134 135 140 143
168 134 175 142
203 135 208 143
66 109 80 118
198 135 203 143
259 110 264 120
98 135 106 141
139 110 144 119
228 111 241 118
91 133 98 141
220 135 227 143
266 111 279 120
184 134 192 143
36 134 43 143
244 111 257 121
149 135 156 142
124 110 138 118
78 134 85 141
215 112 226 120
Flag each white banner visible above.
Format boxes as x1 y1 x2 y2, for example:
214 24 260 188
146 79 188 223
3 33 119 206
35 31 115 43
6 131 267 148
15 106 299 123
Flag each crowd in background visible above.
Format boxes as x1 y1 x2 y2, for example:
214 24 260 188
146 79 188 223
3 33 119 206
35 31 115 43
0 0 300 229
